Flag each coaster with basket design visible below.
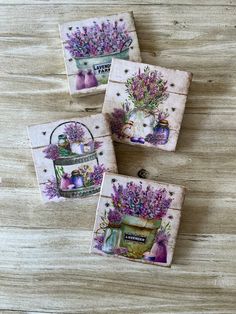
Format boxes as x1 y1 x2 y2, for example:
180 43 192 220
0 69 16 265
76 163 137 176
28 114 117 202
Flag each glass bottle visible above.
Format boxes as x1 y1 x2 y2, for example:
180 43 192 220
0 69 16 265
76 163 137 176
102 225 121 254
58 134 70 150
154 119 170 145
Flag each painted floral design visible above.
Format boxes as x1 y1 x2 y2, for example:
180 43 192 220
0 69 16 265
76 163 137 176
65 20 132 58
64 19 132 90
94 181 173 262
110 67 171 146
42 122 106 200
43 144 60 161
43 177 60 200
111 181 172 220
107 209 123 225
125 67 168 111
63 122 85 143
89 164 106 186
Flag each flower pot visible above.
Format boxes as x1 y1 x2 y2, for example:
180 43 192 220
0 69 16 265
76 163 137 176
119 215 162 259
74 48 130 85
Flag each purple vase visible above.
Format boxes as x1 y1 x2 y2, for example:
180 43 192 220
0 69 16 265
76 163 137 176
71 170 84 188
84 70 98 88
154 120 170 145
76 71 85 90
155 241 167 263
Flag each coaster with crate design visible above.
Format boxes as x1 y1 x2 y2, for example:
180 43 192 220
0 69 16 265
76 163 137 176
59 12 141 96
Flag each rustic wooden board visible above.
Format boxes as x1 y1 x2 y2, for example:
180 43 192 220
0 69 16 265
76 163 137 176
28 113 117 202
103 59 192 151
0 1 236 313
59 12 141 96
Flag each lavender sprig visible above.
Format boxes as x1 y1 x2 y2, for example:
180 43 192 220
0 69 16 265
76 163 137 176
43 177 60 200
89 164 106 186
43 144 60 160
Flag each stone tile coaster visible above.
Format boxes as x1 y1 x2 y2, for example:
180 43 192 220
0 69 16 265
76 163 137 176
91 172 185 267
103 59 192 151
27 114 117 203
59 12 141 96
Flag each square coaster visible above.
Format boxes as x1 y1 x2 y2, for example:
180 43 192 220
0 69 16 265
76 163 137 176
103 59 192 151
59 12 141 96
27 114 117 203
91 172 185 267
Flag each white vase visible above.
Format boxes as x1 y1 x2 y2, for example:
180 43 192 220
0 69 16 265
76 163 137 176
130 110 155 139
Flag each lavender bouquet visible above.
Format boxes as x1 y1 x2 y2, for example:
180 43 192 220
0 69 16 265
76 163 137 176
111 181 172 220
89 164 106 186
125 67 169 111
65 20 132 59
64 122 85 143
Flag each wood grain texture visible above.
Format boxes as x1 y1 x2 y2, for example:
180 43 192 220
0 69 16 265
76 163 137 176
0 0 235 313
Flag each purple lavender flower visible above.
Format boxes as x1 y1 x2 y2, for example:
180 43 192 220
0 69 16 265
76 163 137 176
125 67 169 111
145 133 166 146
65 20 132 58
43 144 60 160
89 164 106 186
94 233 105 250
107 209 122 225
109 108 126 138
155 226 170 245
94 141 103 150
111 182 172 220
43 177 60 200
64 122 85 143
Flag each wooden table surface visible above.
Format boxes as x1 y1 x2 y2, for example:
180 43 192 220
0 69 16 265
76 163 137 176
0 1 235 313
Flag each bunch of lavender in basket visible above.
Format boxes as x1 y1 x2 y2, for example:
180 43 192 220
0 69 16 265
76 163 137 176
125 67 169 111
65 20 132 58
63 122 85 143
89 164 106 186
111 181 172 220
